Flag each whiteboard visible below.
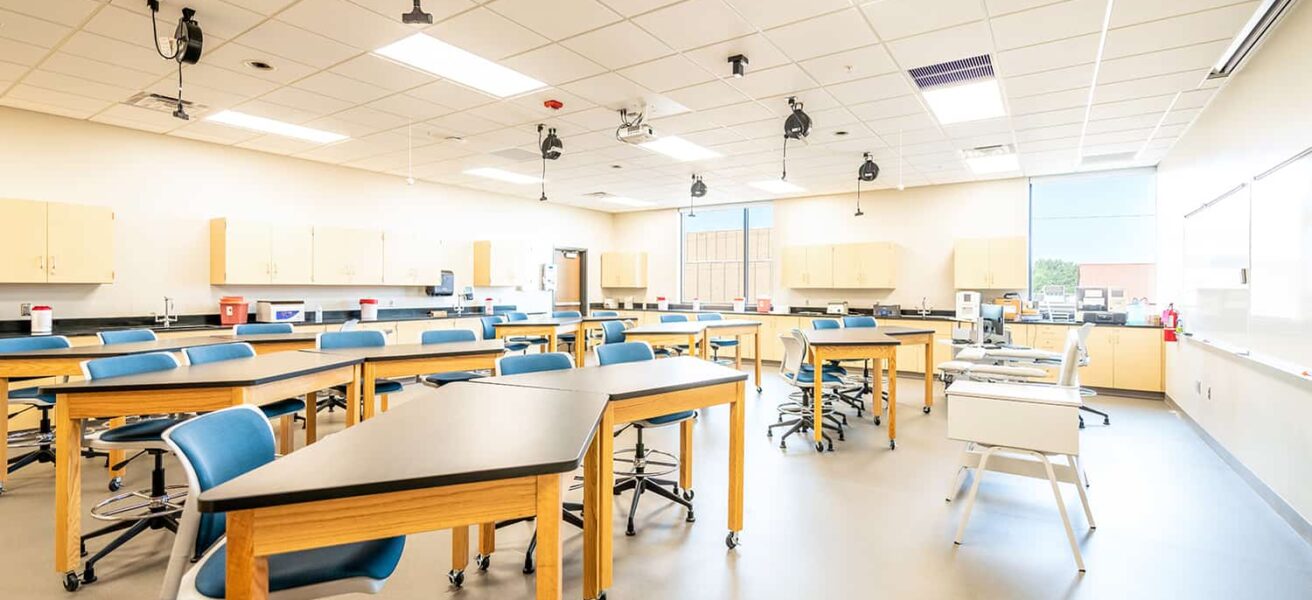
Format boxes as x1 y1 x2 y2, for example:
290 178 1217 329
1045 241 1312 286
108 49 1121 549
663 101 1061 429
1182 185 1250 351
1249 149 1312 370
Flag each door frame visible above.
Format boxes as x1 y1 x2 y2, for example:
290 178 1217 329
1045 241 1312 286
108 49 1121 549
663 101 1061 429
553 247 588 315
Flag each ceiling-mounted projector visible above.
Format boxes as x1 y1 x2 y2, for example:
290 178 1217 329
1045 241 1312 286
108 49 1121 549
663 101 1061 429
614 108 657 145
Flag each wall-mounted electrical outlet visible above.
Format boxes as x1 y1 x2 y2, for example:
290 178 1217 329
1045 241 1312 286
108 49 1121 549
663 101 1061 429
20 303 32 316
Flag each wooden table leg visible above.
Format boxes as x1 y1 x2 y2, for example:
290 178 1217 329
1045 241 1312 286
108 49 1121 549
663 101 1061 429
548 332 558 353
754 333 762 391
575 323 587 367
583 407 614 598
303 392 317 445
0 377 7 491
812 348 825 447
924 338 934 410
535 474 562 600
106 416 126 480
734 335 742 370
478 522 495 562
888 355 898 449
53 397 80 578
873 359 884 423
225 510 269 600
362 364 376 421
700 334 710 360
679 420 693 491
451 525 469 575
346 364 361 427
728 382 745 538
278 415 294 455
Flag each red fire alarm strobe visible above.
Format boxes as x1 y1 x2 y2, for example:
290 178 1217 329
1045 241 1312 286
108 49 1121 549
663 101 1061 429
544 99 563 110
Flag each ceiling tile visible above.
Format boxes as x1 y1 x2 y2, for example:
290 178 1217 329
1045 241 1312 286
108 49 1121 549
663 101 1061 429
700 101 776 127
333 104 410 130
558 72 651 107
797 44 897 86
633 0 756 51
331 54 435 92
1014 122 1082 142
276 0 413 50
232 98 325 124
1110 0 1254 27
407 79 499 110
1102 3 1257 60
1004 63 1093 98
60 31 177 75
169 120 263 144
989 0 1107 51
825 72 912 105
0 7 74 47
0 37 51 66
203 43 320 84
1098 40 1229 84
107 0 262 40
224 0 300 15
3 83 112 114
22 69 135 102
0 96 99 119
1085 112 1162 134
177 63 282 98
1092 70 1204 104
1008 86 1089 115
729 63 818 99
294 70 391 104
723 0 849 30
0 60 26 82
993 33 1098 77
234 20 359 68
41 52 160 89
846 94 924 121
865 111 938 135
427 7 550 60
886 20 994 70
426 110 506 136
561 21 672 69
861 0 987 40
260 86 354 114
619 54 716 93
237 134 326 155
1088 94 1175 120
367 93 455 121
683 33 792 77
1011 106 1085 129
0 0 100 26
596 0 684 18
487 0 620 40
663 79 748 110
348 0 475 22
503 44 608 86
765 8 876 62
1172 88 1216 110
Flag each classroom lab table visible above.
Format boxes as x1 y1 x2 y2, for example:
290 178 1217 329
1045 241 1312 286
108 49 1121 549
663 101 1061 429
308 339 505 420
0 336 237 493
207 331 322 354
570 316 637 367
493 318 574 354
621 321 711 361
701 320 764 391
800 328 903 450
37 351 363 587
473 357 748 600
875 325 938 413
197 382 609 600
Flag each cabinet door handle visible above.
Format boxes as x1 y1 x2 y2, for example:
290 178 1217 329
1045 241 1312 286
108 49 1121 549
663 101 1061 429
38 256 45 271
49 256 56 274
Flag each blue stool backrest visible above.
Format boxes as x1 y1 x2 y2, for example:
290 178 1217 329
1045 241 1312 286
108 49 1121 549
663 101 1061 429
98 329 157 345
162 405 275 558
0 335 71 352
506 312 528 322
812 318 840 330
234 323 293 335
422 329 477 344
697 313 723 321
479 315 504 340
842 316 877 328
660 314 688 323
84 352 179 380
552 310 581 318
184 343 256 366
318 330 386 349
497 352 573 375
600 320 627 344
592 311 618 317
597 342 654 365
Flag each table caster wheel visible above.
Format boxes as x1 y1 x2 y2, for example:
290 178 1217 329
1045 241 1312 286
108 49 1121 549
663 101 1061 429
447 569 464 587
766 429 773 438
63 572 80 592
923 406 932 414
889 439 897 450
874 416 882 426
0 483 5 496
1103 417 1110 425
779 441 787 450
682 489 695 501
107 477 122 492
475 553 490 571
725 531 740 549
625 521 636 536
685 510 696 523
1079 421 1086 430
756 387 763 393
814 441 825 452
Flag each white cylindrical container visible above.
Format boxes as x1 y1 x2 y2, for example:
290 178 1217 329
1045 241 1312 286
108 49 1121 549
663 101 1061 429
359 298 379 321
691 299 701 311
483 297 495 314
657 296 669 311
732 297 746 312
31 305 52 335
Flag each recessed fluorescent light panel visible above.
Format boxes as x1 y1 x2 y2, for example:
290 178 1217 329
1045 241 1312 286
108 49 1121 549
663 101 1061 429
962 145 1019 174
909 55 1006 125
374 34 546 98
749 180 806 194
638 136 722 162
205 110 347 144
464 167 542 185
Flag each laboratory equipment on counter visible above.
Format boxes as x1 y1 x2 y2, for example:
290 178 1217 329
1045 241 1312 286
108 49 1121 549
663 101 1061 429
255 300 305 323
826 301 850 315
955 291 981 322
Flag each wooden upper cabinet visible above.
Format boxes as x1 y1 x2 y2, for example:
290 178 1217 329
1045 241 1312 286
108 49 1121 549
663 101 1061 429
784 243 897 289
270 224 314 284
954 236 1026 289
804 245 833 288
46 202 115 284
953 238 992 289
0 199 49 283
473 240 532 287
211 219 314 285
600 252 648 288
313 227 383 285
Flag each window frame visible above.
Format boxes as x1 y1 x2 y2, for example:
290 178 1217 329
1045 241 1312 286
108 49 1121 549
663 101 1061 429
678 202 773 303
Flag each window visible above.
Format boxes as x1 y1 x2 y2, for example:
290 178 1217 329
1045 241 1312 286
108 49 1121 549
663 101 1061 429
1029 168 1157 308
680 205 773 303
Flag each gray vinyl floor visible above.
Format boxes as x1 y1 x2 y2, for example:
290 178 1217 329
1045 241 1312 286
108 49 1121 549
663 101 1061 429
3 369 1311 600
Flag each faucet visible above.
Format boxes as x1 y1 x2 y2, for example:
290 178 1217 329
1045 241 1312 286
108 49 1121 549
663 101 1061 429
919 297 931 318
154 296 178 328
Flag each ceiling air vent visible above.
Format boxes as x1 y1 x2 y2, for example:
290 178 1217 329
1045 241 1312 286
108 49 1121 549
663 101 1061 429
489 147 541 162
123 92 207 115
908 54 994 90
1081 151 1139 166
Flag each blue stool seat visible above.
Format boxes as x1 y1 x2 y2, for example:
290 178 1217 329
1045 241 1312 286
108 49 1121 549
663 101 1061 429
99 417 184 443
505 340 531 352
334 379 403 395
514 336 550 345
793 370 845 385
800 363 848 375
258 398 306 419
425 371 482 385
9 386 56 405
639 410 696 426
194 537 406 598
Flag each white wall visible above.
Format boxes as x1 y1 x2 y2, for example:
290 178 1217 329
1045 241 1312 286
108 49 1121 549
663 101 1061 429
0 107 614 320
1157 1 1312 525
608 177 1029 310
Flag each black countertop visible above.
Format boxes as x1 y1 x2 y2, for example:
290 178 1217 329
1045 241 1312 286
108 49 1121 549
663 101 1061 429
0 336 234 359
471 356 748 401
801 328 901 346
198 381 609 512
307 340 505 362
40 351 361 393
601 305 1159 328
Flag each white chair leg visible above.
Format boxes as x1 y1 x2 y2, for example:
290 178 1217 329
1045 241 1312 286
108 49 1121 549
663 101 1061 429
1038 452 1085 572
945 465 968 503
1069 454 1096 529
954 446 996 544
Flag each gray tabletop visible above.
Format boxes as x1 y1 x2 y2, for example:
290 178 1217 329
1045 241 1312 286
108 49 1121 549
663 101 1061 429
701 319 763 329
625 321 709 335
197 381 609 512
471 356 747 400
207 332 322 344
307 340 505 362
873 325 935 336
0 336 233 360
801 328 901 346
39 351 362 393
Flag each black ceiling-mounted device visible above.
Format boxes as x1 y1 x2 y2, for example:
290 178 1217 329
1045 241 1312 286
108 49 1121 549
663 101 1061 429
779 96 812 181
537 124 562 202
854 152 879 217
402 0 434 24
728 54 749 78
689 174 707 217
146 1 203 120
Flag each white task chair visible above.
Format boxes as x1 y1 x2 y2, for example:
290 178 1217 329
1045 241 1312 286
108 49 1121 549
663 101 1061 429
771 330 848 452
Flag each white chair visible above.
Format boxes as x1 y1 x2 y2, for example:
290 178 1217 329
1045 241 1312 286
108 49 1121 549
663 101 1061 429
771 330 848 452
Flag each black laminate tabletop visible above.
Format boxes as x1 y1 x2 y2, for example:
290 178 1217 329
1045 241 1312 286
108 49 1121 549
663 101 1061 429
874 325 935 336
197 382 609 512
0 336 233 360
624 321 709 335
307 340 505 362
471 356 747 401
494 318 570 328
208 332 322 344
39 352 362 394
801 328 901 346
702 319 763 329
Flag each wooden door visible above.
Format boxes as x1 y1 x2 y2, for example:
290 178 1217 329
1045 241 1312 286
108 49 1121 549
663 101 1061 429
0 199 49 283
46 202 114 283
270 223 312 284
1112 328 1164 391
